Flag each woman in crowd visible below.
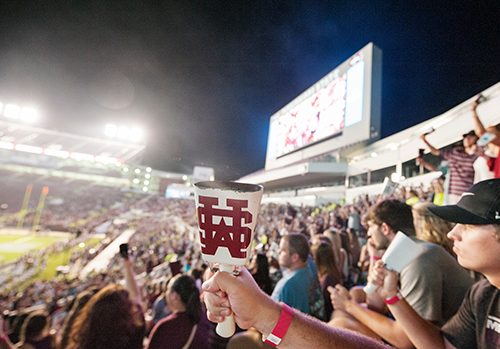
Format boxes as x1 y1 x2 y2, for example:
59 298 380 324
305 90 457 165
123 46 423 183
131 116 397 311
57 290 95 349
147 274 211 349
412 202 455 257
248 253 274 295
323 229 347 284
311 242 343 321
66 285 145 349
15 310 54 349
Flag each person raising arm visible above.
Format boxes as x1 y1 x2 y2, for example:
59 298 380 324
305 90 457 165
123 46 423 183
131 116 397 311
421 133 441 156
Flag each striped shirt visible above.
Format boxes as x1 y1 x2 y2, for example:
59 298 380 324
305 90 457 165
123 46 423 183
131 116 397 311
441 147 477 196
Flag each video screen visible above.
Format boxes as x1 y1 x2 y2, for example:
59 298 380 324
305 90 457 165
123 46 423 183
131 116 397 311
268 59 365 158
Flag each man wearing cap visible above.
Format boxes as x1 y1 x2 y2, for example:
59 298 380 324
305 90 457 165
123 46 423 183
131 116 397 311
371 178 500 348
421 130 479 204
328 199 473 349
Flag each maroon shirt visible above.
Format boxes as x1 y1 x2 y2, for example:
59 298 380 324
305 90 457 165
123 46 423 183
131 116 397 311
147 311 211 349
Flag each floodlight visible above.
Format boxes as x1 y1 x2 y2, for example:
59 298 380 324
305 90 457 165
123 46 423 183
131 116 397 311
15 144 43 154
144 180 149 185
44 149 70 158
117 126 130 139
135 168 140 174
0 142 14 150
20 108 37 123
105 124 118 137
142 187 148 192
182 175 188 180
4 104 21 119
123 167 129 172
145 174 150 179
130 128 142 142
146 167 152 172
391 172 401 182
133 179 140 184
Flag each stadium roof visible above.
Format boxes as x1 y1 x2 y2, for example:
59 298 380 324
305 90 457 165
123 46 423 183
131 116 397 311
0 120 145 164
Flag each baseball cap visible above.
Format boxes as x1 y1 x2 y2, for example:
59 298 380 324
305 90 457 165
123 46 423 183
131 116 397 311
428 179 500 225
462 130 477 138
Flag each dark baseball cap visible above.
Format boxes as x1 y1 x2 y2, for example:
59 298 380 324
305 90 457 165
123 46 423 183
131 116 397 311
428 179 500 225
462 130 477 138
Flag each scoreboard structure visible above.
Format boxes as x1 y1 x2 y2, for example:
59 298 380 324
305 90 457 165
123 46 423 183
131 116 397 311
242 43 382 191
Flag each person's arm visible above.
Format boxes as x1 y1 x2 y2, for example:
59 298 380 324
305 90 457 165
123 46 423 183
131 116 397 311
370 260 457 349
123 257 142 306
471 100 487 138
203 268 390 349
421 134 441 156
416 157 439 172
329 284 414 349
363 239 387 314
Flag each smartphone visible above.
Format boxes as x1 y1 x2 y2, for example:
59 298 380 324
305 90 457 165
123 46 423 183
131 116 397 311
477 132 496 146
119 243 129 259
418 148 425 157
476 94 486 104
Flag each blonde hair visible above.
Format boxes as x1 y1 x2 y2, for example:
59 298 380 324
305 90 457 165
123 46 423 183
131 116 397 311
412 202 455 257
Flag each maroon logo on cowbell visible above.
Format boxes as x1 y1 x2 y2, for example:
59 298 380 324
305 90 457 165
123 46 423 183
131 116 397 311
197 196 253 259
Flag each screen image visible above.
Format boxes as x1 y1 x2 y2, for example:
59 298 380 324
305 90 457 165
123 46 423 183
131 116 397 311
268 60 365 158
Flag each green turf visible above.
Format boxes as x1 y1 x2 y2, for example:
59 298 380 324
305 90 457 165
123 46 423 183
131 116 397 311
38 237 102 280
0 234 68 263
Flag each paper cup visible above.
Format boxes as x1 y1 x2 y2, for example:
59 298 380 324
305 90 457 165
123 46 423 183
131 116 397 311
382 232 424 272
364 232 424 294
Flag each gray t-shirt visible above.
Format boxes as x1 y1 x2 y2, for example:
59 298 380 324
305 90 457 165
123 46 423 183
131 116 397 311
442 279 500 349
400 240 474 323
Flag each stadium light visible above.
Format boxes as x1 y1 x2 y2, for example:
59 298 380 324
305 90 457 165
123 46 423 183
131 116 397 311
105 124 118 137
133 179 140 184
20 108 37 123
146 167 152 172
123 167 129 172
130 128 142 142
145 174 150 179
4 104 21 119
104 124 143 142
117 126 130 139
182 175 188 180
144 180 149 185
135 168 140 174
142 187 148 192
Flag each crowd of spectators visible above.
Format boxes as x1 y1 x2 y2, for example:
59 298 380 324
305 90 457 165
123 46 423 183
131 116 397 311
0 180 470 349
0 96 499 348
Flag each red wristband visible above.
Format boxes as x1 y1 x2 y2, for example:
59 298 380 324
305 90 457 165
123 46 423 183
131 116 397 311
384 292 402 305
263 303 294 347
371 256 382 261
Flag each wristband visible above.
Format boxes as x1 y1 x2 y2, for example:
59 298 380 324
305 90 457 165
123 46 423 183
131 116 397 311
371 256 382 261
0 335 8 344
263 303 294 347
384 292 402 305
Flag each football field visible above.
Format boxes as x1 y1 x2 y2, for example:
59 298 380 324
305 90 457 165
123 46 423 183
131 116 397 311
0 233 69 264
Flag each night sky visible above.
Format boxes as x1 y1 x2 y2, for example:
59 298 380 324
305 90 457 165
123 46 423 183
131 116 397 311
1 1 500 181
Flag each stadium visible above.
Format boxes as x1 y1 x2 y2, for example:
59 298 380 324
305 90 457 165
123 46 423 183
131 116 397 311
1 41 500 349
